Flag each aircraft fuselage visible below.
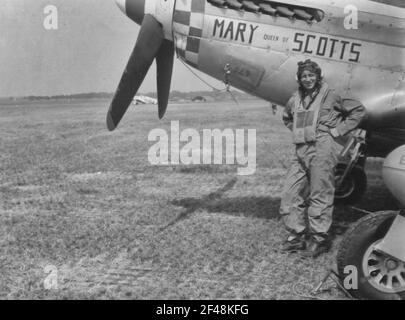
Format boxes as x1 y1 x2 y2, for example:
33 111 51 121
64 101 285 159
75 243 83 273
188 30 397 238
167 0 405 130
118 0 405 149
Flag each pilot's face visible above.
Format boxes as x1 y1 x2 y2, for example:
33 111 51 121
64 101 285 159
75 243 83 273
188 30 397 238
300 70 318 91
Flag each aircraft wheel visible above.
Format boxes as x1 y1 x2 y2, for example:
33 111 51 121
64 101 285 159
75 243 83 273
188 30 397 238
334 164 367 204
337 211 405 300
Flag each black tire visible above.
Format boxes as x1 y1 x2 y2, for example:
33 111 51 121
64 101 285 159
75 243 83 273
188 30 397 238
334 164 367 205
337 211 405 300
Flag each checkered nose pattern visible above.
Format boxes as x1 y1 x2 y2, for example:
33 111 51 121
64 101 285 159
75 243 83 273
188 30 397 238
173 0 206 68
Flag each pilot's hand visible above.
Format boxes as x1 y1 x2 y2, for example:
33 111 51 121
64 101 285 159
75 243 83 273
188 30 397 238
330 128 340 138
330 128 347 150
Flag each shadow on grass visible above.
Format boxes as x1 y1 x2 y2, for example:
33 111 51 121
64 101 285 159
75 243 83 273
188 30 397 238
356 185 400 211
173 165 237 174
334 184 400 222
163 173 399 235
172 196 281 220
331 184 400 236
160 178 281 230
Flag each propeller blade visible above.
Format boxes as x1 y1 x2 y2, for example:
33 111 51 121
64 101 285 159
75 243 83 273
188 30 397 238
156 40 174 119
107 14 163 131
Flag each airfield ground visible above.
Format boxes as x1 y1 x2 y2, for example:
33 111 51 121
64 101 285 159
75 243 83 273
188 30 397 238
0 99 399 299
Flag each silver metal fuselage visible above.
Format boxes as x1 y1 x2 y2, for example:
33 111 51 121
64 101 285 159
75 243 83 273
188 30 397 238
174 0 404 128
121 0 405 150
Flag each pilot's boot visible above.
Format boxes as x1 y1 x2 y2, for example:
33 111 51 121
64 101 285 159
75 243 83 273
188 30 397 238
282 234 307 252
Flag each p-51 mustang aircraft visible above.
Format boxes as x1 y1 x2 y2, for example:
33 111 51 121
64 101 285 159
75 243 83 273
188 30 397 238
106 0 405 299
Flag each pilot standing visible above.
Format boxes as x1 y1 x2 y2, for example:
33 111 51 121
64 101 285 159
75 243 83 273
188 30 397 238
279 59 366 257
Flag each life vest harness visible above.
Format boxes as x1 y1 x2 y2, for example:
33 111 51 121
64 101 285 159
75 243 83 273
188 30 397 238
292 83 330 144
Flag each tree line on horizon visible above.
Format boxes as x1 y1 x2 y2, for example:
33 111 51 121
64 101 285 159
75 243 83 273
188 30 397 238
17 90 255 102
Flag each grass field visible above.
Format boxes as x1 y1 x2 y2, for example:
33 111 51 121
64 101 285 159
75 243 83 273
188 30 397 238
0 98 399 299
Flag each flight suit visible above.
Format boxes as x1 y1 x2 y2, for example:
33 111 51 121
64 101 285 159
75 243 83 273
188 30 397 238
280 82 366 242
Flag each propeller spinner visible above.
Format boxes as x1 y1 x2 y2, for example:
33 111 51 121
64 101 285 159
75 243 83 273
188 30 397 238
106 0 174 131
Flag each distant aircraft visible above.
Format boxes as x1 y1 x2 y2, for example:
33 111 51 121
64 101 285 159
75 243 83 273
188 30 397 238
191 96 207 102
106 0 405 299
133 95 157 105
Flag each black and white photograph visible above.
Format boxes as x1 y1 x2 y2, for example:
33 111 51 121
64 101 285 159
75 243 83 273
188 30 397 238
1 0 404 303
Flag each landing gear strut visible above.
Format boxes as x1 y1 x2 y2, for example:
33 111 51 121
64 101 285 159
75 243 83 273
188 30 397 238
334 130 367 205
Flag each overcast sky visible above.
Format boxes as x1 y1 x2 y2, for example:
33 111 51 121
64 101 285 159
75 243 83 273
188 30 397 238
0 0 219 97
